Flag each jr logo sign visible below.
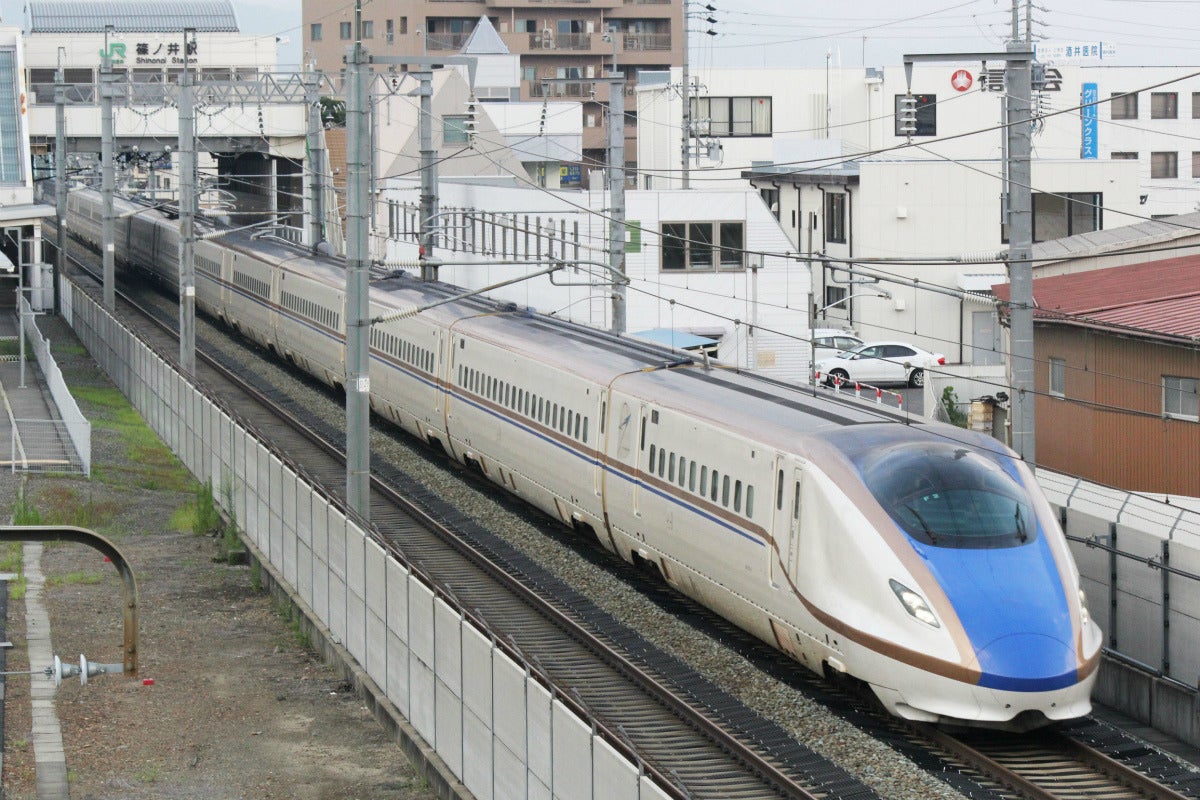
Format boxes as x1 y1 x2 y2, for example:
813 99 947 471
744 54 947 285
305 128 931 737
99 42 127 65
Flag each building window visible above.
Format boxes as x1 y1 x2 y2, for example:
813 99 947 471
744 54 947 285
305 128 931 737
1151 151 1178 179
339 21 352 40
691 97 772 137
443 115 470 145
1110 92 1137 119
1032 192 1101 242
361 20 374 39
0 50 21 183
400 17 408 35
1163 376 1199 421
1049 357 1065 398
660 222 745 271
823 284 847 311
310 23 322 42
759 187 780 220
894 93 936 136
1151 92 1177 119
825 192 846 243
1111 152 1137 160
1193 92 1200 119
1193 152 1200 179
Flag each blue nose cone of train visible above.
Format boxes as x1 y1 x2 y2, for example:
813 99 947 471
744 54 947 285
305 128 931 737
914 534 1078 692
973 633 1078 691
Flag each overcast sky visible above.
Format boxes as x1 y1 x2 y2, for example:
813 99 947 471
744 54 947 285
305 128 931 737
1 0 1195 70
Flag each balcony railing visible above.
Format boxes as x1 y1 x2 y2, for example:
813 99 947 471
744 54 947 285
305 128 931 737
530 80 593 98
425 32 471 50
623 32 671 51
529 32 593 50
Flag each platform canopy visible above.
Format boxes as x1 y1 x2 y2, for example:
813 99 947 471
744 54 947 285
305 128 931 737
27 0 239 34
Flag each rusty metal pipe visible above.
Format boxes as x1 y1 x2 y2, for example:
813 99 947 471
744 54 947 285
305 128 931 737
0 526 138 676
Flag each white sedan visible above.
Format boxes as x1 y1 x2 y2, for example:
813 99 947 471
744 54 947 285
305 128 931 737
815 341 946 388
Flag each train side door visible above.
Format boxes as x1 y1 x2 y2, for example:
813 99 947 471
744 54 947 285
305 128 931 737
769 456 806 589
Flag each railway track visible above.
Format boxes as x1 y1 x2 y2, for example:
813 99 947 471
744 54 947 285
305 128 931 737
57 250 876 799
915 720 1200 800
54 238 1200 800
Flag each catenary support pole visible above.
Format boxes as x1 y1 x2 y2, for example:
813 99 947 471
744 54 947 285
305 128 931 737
344 7 371 521
53 49 65 316
100 25 115 311
607 72 627 334
305 61 327 253
178 28 197 376
1006 29 1035 462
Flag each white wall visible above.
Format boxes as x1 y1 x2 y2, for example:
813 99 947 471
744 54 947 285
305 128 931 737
638 63 1200 217
383 180 814 380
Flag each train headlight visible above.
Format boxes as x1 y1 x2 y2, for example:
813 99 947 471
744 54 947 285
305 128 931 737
1079 588 1090 626
889 579 940 628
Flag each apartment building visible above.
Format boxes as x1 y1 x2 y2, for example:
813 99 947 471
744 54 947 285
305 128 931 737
302 0 683 172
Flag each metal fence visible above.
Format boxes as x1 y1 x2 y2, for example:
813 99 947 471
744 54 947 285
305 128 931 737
19 296 90 476
62 277 673 800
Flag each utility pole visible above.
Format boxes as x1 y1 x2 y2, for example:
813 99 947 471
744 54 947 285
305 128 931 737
606 69 627 334
679 0 690 189
178 27 196 376
53 47 65 316
345 1 371 520
903 45 1035 461
1006 2 1036 463
305 60 327 254
100 25 115 311
417 68 437 280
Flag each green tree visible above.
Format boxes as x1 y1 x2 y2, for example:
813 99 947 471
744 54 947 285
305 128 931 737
318 96 346 126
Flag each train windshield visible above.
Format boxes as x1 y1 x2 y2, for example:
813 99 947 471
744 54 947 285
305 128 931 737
859 443 1036 549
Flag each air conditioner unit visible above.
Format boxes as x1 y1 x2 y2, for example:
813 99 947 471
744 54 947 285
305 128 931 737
542 28 554 49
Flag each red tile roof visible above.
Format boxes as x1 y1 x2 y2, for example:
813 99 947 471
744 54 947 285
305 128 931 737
992 255 1200 341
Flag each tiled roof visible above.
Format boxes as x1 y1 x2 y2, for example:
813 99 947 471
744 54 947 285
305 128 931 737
28 1 239 33
993 255 1200 342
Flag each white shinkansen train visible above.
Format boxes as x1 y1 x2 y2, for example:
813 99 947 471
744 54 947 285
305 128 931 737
66 188 1102 730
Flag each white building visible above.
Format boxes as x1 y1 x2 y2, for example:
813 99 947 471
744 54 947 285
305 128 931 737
0 23 54 306
742 158 1141 365
638 62 1200 218
382 179 811 381
22 1 307 215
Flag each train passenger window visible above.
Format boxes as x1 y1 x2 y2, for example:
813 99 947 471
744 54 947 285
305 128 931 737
566 410 573 434
505 384 511 408
733 480 742 512
722 475 730 507
700 466 708 493
711 471 719 502
600 402 606 434
689 462 697 492
793 482 801 520
746 486 755 519
574 413 581 440
583 418 588 443
640 417 647 451
668 454 676 483
658 448 666 478
553 404 560 430
677 456 686 486
649 444 656 469
776 470 784 510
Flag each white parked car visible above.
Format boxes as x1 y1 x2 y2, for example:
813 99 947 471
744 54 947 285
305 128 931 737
815 341 946 388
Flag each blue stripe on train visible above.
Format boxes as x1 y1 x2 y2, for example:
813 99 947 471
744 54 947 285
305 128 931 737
912 525 1079 692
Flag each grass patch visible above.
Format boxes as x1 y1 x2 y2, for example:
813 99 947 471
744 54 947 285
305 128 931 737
69 386 192 492
33 484 121 529
0 540 25 600
274 596 311 649
46 570 105 589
